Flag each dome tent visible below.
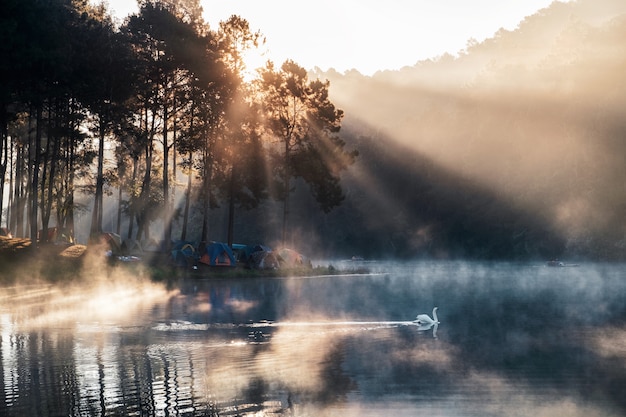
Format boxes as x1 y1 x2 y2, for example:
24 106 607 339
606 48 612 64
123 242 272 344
198 241 236 267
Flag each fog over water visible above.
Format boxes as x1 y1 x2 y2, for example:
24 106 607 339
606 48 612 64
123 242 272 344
2 1 626 415
1 260 626 416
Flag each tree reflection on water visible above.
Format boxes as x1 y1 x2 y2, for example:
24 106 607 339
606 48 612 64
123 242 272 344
1 261 626 416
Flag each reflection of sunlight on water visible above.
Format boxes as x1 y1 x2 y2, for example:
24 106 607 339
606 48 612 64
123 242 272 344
2 262 626 416
74 341 123 415
1 313 19 407
391 340 454 368
0 279 175 331
592 327 626 359
0 268 178 415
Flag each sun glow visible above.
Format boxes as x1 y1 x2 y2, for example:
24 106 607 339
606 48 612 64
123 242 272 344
103 0 566 75
239 43 270 82
0 250 177 331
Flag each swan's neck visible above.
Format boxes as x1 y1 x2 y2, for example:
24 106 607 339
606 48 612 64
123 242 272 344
432 308 439 323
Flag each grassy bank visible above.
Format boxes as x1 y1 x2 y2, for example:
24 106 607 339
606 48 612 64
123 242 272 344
0 236 89 283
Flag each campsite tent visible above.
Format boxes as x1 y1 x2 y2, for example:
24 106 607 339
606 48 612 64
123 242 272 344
276 248 310 268
199 242 236 267
232 243 272 266
122 239 143 256
249 249 280 270
100 232 122 255
231 244 280 269
171 240 197 267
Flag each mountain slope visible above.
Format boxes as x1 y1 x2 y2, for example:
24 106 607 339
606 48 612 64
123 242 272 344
310 0 626 260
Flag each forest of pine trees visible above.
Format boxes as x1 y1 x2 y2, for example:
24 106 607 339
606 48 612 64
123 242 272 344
3 0 625 262
0 0 356 250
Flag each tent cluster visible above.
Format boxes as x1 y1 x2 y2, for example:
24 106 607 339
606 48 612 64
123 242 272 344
95 232 310 270
171 241 310 270
171 241 236 268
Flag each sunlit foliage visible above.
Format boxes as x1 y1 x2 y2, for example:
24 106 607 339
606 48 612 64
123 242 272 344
0 0 354 255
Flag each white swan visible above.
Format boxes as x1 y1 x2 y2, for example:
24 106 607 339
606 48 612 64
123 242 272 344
415 307 439 325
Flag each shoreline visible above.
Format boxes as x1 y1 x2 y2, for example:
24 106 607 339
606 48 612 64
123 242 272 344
0 237 371 284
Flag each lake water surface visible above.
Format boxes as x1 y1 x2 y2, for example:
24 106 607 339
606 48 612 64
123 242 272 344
1 261 626 416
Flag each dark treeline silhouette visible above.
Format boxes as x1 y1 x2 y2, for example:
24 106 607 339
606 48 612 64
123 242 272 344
0 0 355 250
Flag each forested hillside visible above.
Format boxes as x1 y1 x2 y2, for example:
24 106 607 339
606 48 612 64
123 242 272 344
2 0 625 261
302 0 626 260
0 0 355 253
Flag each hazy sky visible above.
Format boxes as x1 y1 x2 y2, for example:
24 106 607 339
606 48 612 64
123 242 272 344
104 0 568 75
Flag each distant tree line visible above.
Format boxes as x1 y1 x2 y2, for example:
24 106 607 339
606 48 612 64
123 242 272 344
0 0 356 248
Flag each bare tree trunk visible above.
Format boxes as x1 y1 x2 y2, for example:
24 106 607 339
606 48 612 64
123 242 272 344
127 157 138 240
0 110 7 228
90 118 105 237
116 179 123 235
172 104 177 233
6 136 14 231
39 105 52 242
136 133 153 240
162 97 171 247
12 143 24 237
227 166 236 247
282 180 289 246
281 140 291 246
181 151 192 241
200 156 211 242
42 102 61 242
30 105 42 244
200 129 213 243
66 135 76 242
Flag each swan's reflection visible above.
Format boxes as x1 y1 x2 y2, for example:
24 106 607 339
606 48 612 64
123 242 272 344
414 307 440 338
415 321 438 338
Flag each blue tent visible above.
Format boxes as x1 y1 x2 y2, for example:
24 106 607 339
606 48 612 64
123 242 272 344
199 242 236 267
231 243 272 265
171 240 197 267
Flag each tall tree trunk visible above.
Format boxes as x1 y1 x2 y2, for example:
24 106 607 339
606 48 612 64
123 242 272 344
64 105 77 242
172 104 177 229
39 106 51 242
6 136 14 231
30 105 42 244
116 177 123 235
90 118 105 237
200 142 212 243
281 141 291 246
66 136 76 242
181 151 192 241
136 134 153 240
0 109 7 228
162 98 171 247
44 131 60 237
227 166 236 247
127 156 138 240
42 102 60 242
12 143 24 237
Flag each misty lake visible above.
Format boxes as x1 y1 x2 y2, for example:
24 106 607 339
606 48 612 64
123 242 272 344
1 260 626 416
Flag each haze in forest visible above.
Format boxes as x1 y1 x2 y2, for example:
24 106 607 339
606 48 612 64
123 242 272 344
2 0 626 262
313 0 626 259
